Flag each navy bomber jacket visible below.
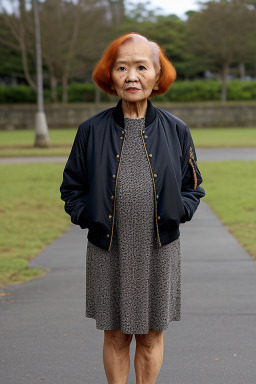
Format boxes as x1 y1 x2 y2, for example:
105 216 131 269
60 98 205 252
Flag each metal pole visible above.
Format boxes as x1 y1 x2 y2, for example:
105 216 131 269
33 0 50 147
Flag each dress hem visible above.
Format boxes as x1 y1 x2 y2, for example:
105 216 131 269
85 312 181 334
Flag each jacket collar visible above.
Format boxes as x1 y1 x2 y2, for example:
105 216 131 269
113 98 156 128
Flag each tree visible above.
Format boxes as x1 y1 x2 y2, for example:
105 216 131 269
0 0 123 103
140 14 195 80
40 0 104 102
111 5 208 80
0 0 36 89
0 15 24 83
187 0 254 101
235 0 256 78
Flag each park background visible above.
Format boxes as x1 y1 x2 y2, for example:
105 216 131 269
0 0 256 288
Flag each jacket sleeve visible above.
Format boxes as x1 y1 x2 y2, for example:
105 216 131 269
180 125 205 223
60 124 90 229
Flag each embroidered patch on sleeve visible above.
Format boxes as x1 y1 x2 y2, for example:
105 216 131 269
189 146 197 190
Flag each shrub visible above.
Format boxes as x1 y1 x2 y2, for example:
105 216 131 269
1 80 256 104
67 82 95 102
0 85 37 103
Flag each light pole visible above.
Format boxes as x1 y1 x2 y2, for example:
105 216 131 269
32 0 50 147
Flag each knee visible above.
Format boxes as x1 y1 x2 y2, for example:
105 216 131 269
104 330 133 352
135 330 163 353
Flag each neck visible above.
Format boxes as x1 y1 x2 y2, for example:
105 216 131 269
122 99 147 118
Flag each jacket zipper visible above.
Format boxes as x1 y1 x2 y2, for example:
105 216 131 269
108 130 127 251
140 129 162 247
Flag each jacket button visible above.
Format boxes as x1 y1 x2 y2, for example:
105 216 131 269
158 216 161 220
113 174 116 178
145 135 148 139
156 195 159 199
111 195 114 199
109 214 112 219
154 173 157 178
106 234 110 238
116 154 120 158
149 153 152 157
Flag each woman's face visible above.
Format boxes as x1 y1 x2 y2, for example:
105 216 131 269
111 39 159 103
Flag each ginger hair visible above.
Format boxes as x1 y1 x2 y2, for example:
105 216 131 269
92 32 177 97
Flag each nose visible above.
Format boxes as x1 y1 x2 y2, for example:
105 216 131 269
125 68 139 83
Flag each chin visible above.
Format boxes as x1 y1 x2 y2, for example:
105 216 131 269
122 94 147 103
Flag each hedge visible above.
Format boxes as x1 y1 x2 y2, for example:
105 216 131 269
1 80 256 103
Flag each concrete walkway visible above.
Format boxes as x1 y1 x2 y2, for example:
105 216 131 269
0 147 256 163
1 201 256 384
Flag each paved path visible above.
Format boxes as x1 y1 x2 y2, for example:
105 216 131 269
1 201 256 384
0 148 256 164
197 148 256 161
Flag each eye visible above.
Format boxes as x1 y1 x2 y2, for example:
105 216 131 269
138 65 146 70
117 66 126 71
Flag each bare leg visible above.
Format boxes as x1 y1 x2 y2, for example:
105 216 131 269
134 330 164 384
103 329 133 384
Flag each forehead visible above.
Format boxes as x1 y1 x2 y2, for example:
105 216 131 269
116 39 153 62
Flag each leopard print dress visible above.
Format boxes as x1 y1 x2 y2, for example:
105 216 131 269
85 116 181 335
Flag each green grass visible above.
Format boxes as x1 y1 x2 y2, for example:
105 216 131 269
0 147 71 157
0 127 256 158
192 127 256 148
199 160 256 259
0 163 70 287
0 160 255 287
0 128 76 146
0 129 75 157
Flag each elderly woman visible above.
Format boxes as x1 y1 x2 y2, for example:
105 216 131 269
60 32 205 384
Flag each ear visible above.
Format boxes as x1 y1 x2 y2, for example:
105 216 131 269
153 72 160 90
110 84 115 91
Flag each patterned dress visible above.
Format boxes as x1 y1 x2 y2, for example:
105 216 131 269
85 116 181 335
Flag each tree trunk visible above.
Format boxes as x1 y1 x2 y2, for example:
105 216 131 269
60 0 81 104
62 74 68 104
50 74 58 103
19 0 37 90
95 86 101 104
239 62 246 80
221 63 229 102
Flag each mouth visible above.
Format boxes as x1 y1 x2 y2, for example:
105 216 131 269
125 87 140 92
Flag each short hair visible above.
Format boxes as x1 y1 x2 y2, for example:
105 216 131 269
92 32 177 97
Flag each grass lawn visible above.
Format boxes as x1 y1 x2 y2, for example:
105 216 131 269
199 160 256 259
0 163 70 287
0 127 256 157
0 129 75 157
0 160 255 287
191 127 256 148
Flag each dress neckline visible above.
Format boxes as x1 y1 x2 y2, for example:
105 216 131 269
124 116 145 120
